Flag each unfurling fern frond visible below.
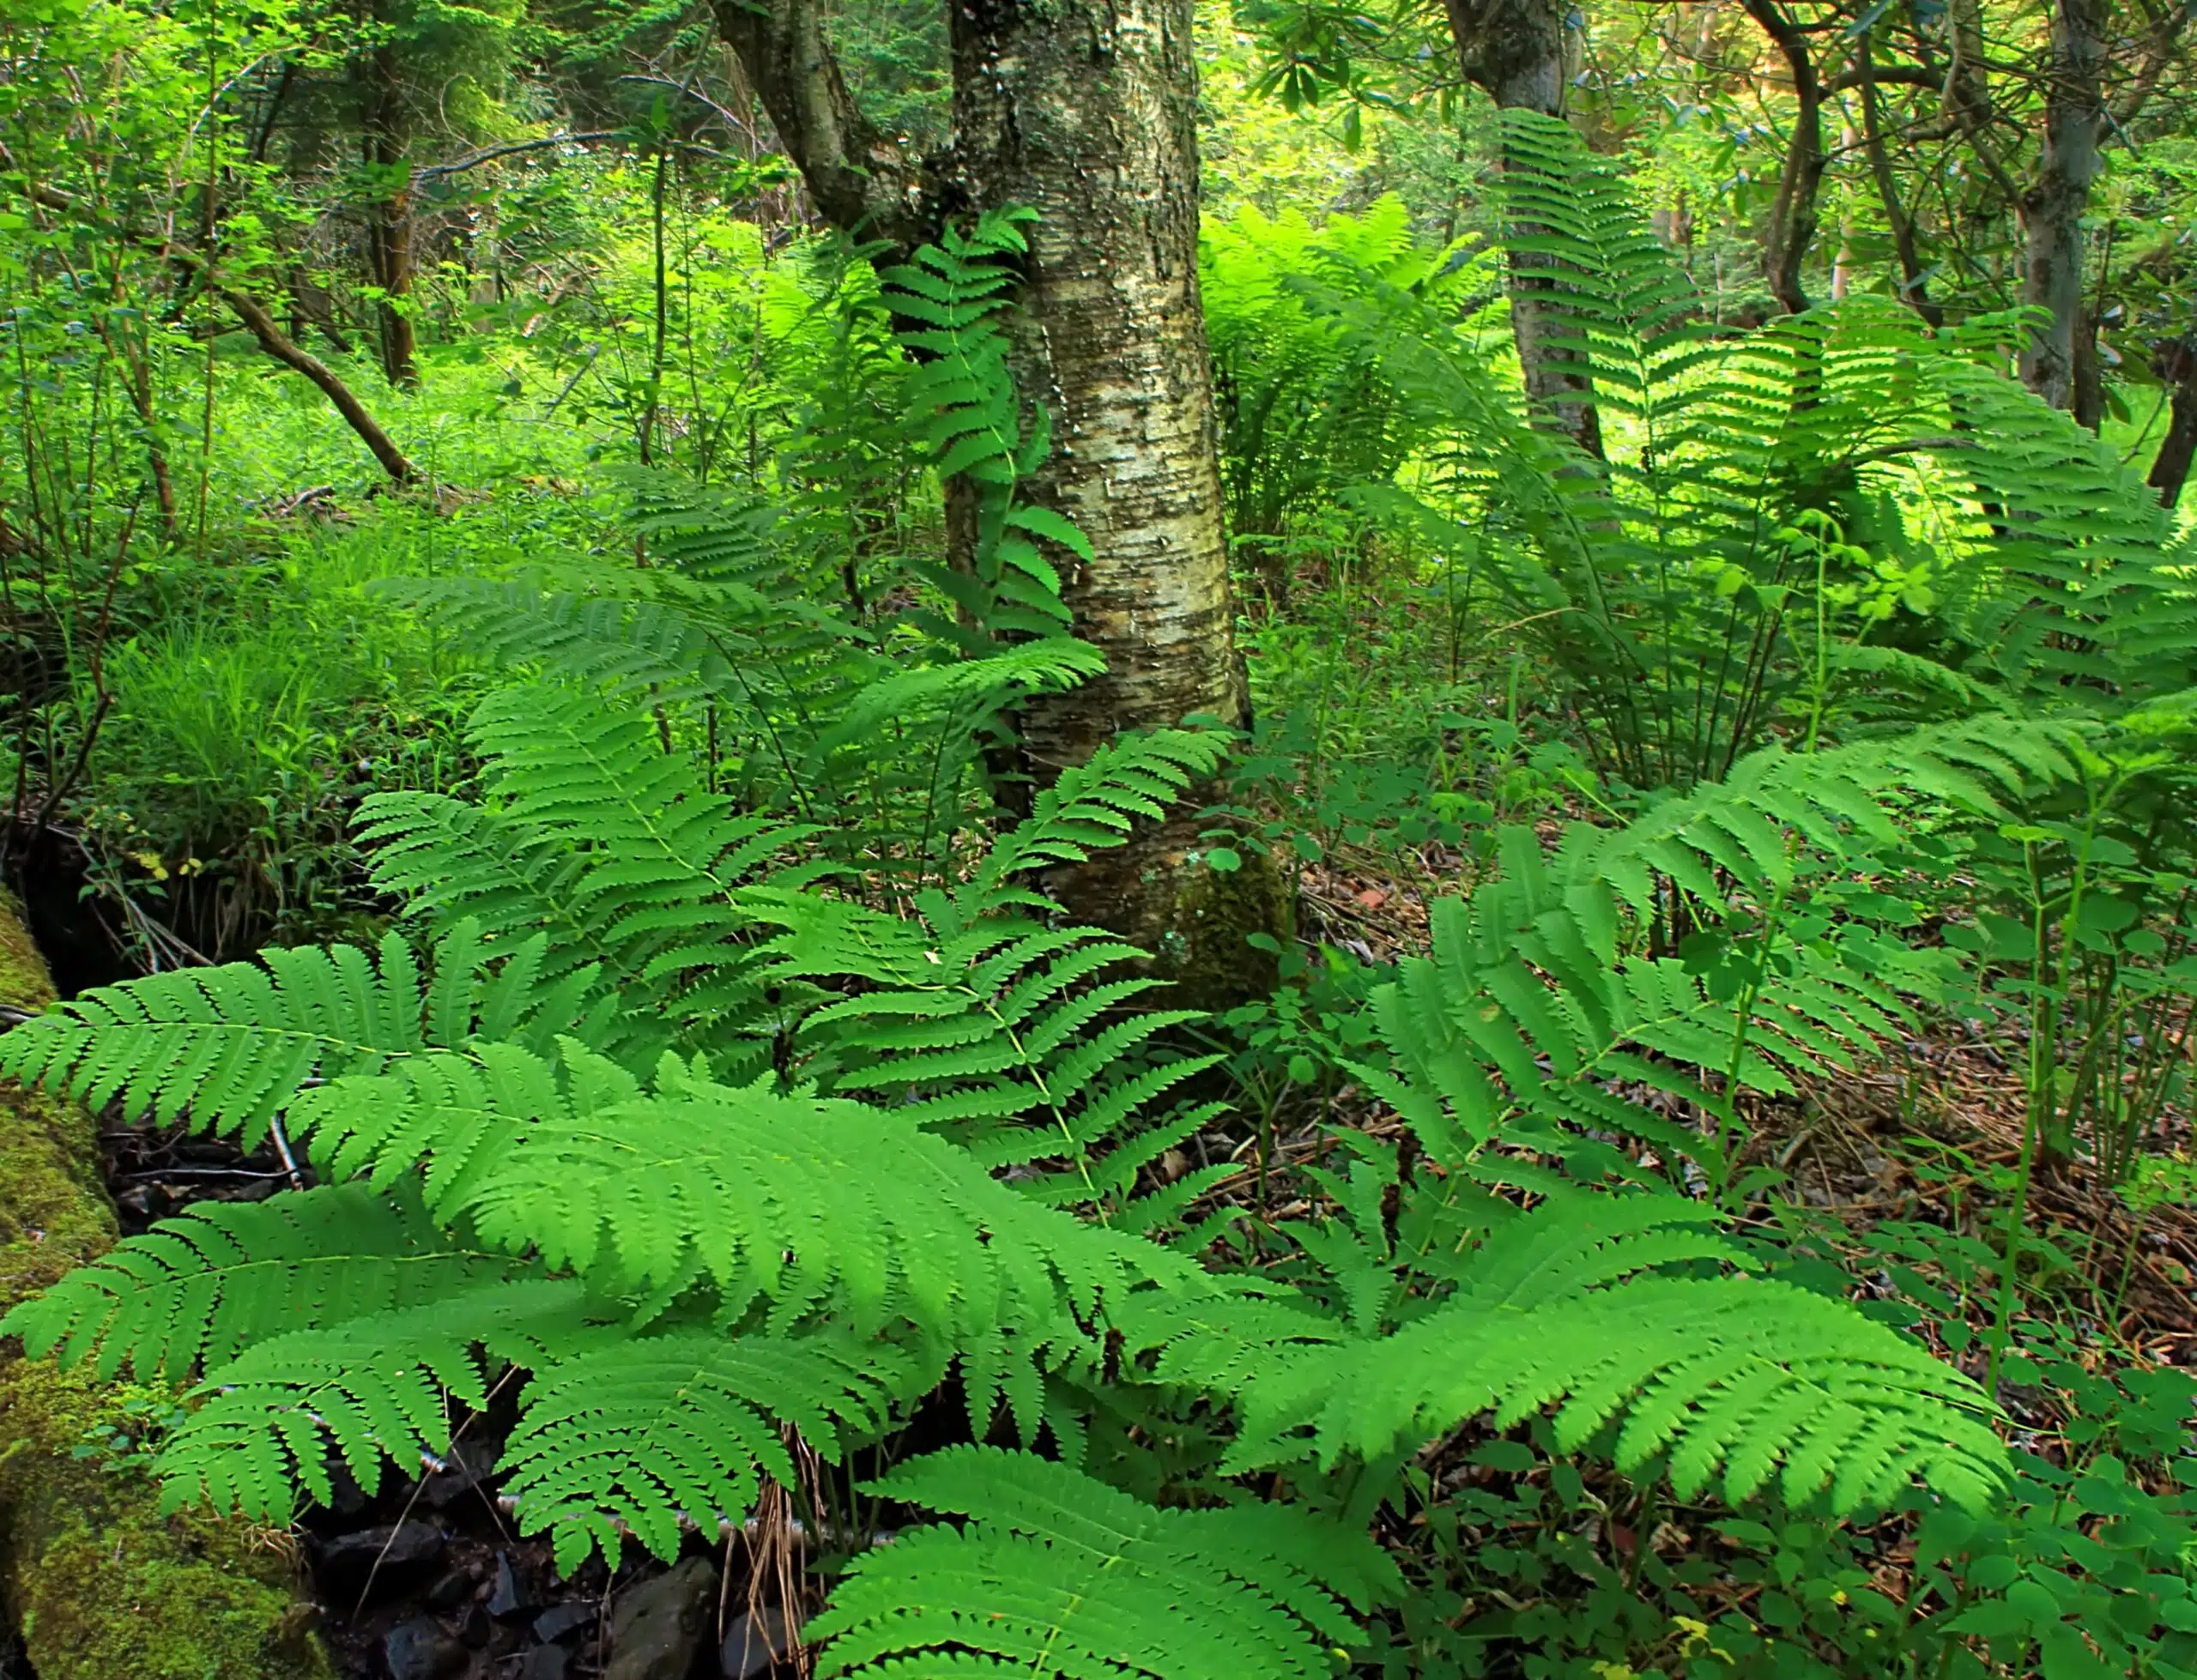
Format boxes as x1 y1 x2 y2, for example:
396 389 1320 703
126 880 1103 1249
808 1447 1401 1679
0 1181 517 1383
501 1329 920 1574
1133 1193 2006 1517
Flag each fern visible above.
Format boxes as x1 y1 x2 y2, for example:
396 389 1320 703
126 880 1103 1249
358 684 825 1067
500 1329 918 1574
1129 1190 2006 1517
808 1447 1400 1679
0 1181 517 1383
0 931 435 1147
151 1276 608 1518
1311 113 2197 792
750 729 1237 1213
1354 720 2086 1179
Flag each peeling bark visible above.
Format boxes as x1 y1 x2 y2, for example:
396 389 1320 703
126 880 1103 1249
718 0 1265 968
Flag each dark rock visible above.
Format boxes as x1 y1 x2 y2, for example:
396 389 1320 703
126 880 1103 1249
458 1604 493 1647
384 1617 466 1680
315 1520 445 1603
532 1601 596 1642
487 1551 528 1617
517 1648 570 1680
422 1438 501 1509
607 1556 718 1680
426 1568 475 1611
721 1606 790 1677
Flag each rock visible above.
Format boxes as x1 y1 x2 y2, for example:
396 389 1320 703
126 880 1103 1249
606 1556 718 1680
721 1606 790 1677
383 1618 466 1680
532 1600 596 1642
421 1439 500 1509
486 1551 528 1617
0 890 335 1680
313 1521 445 1604
425 1568 475 1611
517 1648 570 1680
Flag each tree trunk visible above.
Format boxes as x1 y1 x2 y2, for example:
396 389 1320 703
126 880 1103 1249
2019 0 2106 411
1742 0 1828 315
2150 339 2197 509
718 0 1273 987
1440 0 1604 456
364 37 419 389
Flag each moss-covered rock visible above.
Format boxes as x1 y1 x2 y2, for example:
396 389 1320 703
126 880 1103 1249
0 886 335 1679
1153 845 1291 1014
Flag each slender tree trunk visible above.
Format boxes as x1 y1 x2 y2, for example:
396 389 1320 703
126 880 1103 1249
1856 30 1941 327
2018 0 2106 411
1742 0 1829 315
364 38 419 388
2150 339 2197 509
718 0 1272 982
1439 0 1603 456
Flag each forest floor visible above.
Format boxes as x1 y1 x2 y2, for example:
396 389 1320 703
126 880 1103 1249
27 843 2195 1680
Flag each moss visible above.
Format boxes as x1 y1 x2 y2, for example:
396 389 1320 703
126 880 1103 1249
0 888 334 1678
0 888 53 1013
0 1360 333 1680
1158 846 1290 1013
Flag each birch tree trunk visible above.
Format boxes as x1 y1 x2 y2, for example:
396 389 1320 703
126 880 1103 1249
716 0 1272 981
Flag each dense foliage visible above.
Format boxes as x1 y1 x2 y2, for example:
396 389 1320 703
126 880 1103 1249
2 2 2195 1678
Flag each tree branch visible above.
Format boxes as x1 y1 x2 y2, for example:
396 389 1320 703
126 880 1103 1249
1741 0 1830 312
707 0 930 251
11 177 415 482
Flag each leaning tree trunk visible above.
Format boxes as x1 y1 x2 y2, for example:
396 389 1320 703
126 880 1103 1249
1441 0 1603 456
717 0 1278 994
2019 0 2107 411
2150 337 2197 509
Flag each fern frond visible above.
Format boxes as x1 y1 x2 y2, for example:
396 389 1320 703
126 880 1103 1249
1138 1194 2006 1515
157 1277 614 1520
808 1447 1398 1679
0 1181 517 1383
0 931 431 1145
501 1329 922 1574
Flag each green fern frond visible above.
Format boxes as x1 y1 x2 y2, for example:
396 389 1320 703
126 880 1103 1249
157 1277 614 1520
967 728 1232 911
502 1329 921 1574
1138 1193 2006 1515
808 1447 1399 1679
0 1181 517 1384
0 931 432 1146
286 1037 1197 1353
359 684 822 1060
